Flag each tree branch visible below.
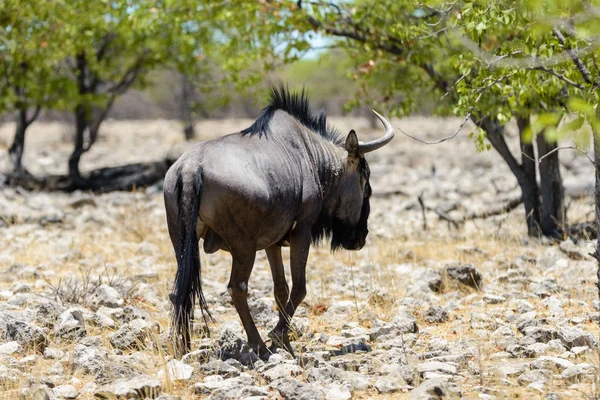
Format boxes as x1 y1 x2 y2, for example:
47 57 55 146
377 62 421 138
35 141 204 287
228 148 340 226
397 111 472 145
105 52 148 95
521 141 595 165
552 26 595 86
527 65 585 89
25 105 41 127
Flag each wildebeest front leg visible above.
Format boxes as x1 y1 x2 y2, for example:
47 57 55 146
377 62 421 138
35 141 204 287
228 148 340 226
228 250 269 360
270 226 311 356
265 245 292 353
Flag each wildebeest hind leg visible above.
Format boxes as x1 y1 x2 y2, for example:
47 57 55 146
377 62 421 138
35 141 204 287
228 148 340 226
228 249 269 361
265 246 292 353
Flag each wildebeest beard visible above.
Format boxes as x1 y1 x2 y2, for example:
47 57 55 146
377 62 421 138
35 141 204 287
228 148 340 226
311 182 372 251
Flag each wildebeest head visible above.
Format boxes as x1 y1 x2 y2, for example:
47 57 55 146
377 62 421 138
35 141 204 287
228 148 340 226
326 111 395 251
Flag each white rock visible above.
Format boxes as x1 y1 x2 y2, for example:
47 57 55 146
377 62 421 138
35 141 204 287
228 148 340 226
43 347 65 360
88 284 124 308
326 383 352 400
532 356 574 371
157 359 195 381
0 341 21 355
53 384 78 399
562 363 595 383
417 361 458 376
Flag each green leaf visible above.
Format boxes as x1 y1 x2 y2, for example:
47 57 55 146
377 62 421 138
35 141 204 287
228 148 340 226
568 98 596 118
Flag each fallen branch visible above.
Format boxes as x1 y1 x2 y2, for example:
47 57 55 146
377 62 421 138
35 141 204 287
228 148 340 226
373 188 410 198
2 158 176 193
463 196 523 220
418 195 523 228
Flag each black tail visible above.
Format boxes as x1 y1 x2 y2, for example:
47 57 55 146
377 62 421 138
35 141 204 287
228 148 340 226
171 168 211 354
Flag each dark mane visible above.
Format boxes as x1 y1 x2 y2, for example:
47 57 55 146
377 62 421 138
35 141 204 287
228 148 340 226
241 86 344 146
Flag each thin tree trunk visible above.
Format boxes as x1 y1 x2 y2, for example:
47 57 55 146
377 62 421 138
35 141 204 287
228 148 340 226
480 117 541 236
536 134 565 237
8 108 28 174
592 124 600 302
516 116 541 236
181 73 196 140
68 104 88 185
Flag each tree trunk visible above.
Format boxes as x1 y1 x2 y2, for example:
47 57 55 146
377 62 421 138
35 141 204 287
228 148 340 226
480 117 541 236
181 73 196 140
8 108 28 174
517 116 541 236
68 104 88 185
593 123 600 302
536 134 566 237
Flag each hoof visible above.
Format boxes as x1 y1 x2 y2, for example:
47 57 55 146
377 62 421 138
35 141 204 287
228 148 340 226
239 351 260 367
268 329 295 357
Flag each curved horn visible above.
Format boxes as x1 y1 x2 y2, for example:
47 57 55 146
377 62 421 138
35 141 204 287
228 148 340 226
358 110 395 154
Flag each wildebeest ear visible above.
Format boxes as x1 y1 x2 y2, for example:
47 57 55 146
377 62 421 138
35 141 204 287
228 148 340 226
345 130 359 157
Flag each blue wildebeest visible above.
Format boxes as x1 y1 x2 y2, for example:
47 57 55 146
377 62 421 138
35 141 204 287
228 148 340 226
164 87 394 359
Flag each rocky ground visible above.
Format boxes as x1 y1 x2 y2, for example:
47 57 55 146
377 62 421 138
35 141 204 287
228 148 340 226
0 117 598 399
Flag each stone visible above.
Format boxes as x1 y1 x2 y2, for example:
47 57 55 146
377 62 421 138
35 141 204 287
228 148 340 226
197 359 241 378
557 326 597 349
0 341 21 355
340 371 372 391
490 326 516 350
523 343 550 358
217 322 248 361
53 308 86 342
571 346 590 355
429 338 448 352
95 375 161 399
88 284 124 309
324 301 356 320
416 361 458 376
522 326 558 343
517 369 551 386
53 385 79 399
375 372 409 393
11 282 32 293
274 378 325 400
73 344 110 376
194 374 259 398
0 364 21 384
156 359 194 381
307 366 342 384
21 384 52 400
532 356 574 371
493 362 530 378
423 306 448 324
445 263 483 289
483 293 506 304
109 319 151 350
260 362 303 382
561 363 595 383
370 317 418 341
206 384 269 399
559 239 588 260
470 312 495 330
5 320 48 351
409 378 462 400
33 302 65 328
326 383 352 400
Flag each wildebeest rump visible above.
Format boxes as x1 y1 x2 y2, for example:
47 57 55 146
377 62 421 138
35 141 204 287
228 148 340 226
164 87 395 358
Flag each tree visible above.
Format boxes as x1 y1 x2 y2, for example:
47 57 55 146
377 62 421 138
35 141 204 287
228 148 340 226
0 0 71 174
48 0 184 185
282 0 599 237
